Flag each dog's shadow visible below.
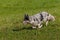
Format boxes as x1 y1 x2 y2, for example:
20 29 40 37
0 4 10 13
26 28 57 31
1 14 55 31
13 23 56 31
12 27 34 31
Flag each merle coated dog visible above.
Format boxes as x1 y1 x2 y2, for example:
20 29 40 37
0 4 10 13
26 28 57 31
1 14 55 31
23 12 55 28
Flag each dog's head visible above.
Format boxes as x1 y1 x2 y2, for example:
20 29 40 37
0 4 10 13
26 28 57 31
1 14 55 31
23 14 30 25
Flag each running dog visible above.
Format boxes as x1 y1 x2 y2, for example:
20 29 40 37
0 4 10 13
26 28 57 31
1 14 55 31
23 12 55 28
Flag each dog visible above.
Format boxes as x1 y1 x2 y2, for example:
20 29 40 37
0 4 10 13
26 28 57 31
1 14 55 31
23 12 55 28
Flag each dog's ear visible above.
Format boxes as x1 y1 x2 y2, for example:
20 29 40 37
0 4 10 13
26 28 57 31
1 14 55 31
24 14 29 21
24 14 29 18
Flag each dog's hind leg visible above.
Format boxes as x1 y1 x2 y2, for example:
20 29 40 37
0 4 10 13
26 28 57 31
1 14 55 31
46 21 48 26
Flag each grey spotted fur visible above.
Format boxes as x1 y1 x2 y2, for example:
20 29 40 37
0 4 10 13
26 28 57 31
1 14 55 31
23 12 55 28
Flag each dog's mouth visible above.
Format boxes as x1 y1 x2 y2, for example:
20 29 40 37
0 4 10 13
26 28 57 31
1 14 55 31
23 21 30 25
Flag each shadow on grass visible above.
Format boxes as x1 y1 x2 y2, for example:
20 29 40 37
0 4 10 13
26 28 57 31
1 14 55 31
12 27 35 31
12 23 58 31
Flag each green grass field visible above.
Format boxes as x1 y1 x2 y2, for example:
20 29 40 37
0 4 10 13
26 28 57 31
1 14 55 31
0 0 60 40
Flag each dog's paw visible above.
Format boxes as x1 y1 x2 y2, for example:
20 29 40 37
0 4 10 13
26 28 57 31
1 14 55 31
38 25 42 28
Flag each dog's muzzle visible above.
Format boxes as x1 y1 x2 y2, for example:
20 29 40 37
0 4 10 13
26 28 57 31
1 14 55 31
23 21 30 25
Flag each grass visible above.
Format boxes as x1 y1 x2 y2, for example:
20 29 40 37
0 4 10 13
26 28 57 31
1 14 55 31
0 0 60 40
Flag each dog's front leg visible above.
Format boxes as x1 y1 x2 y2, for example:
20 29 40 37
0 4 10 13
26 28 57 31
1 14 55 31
32 26 36 29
